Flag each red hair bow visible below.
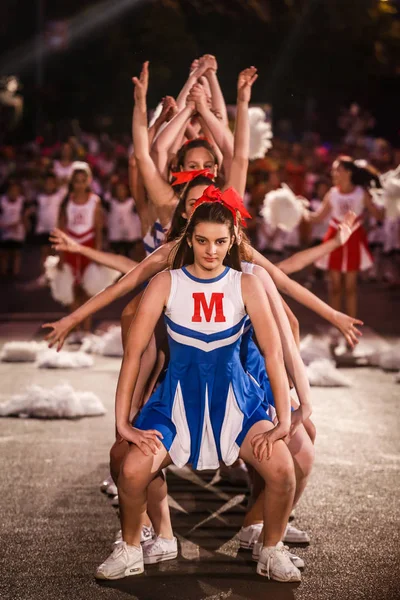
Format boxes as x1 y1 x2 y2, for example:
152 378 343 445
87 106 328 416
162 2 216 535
171 169 214 187
192 185 251 226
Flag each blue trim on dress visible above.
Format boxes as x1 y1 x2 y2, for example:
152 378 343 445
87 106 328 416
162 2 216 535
164 314 247 343
182 265 230 284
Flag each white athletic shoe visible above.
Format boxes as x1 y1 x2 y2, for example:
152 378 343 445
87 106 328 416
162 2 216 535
100 475 113 493
252 541 305 569
95 542 144 580
142 535 178 565
112 525 155 549
283 523 310 544
110 495 119 507
256 542 302 582
238 523 263 549
106 482 118 496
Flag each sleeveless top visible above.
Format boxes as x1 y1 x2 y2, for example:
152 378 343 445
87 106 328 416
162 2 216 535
0 196 26 241
107 198 141 241
65 193 99 243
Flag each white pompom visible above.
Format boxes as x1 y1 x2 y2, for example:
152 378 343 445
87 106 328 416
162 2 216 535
81 325 123 357
306 359 351 387
248 107 273 160
81 263 121 297
44 255 74 306
0 341 48 362
0 383 105 419
149 102 163 128
37 349 94 369
370 164 400 219
300 334 333 365
261 184 307 232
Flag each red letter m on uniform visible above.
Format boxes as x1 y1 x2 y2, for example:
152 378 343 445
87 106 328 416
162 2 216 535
192 292 226 323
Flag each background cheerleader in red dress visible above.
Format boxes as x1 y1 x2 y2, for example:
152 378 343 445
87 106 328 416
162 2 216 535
305 156 384 320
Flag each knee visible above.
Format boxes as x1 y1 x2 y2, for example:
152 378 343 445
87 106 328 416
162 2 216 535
267 459 296 495
120 454 147 490
330 279 341 295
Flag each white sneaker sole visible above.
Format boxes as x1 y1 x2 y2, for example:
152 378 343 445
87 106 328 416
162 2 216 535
144 550 178 565
283 533 310 544
252 552 304 570
95 563 144 580
239 540 256 549
256 563 301 582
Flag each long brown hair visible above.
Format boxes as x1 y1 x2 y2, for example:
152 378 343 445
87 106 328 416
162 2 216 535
170 202 241 271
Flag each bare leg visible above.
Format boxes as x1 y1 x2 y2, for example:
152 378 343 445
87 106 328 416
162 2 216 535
344 270 358 318
328 270 342 312
118 445 172 546
239 421 296 547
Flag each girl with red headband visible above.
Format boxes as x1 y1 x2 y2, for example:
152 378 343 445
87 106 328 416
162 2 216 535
95 199 302 583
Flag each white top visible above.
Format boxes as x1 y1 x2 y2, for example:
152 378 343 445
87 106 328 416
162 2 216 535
35 187 66 234
329 186 364 222
0 196 25 241
65 193 99 242
53 161 74 182
166 267 246 342
107 198 141 241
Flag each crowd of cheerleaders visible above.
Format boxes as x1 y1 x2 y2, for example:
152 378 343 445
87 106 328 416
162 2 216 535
42 57 383 583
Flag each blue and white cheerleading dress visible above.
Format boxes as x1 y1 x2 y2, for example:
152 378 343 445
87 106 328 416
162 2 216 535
134 265 272 470
142 219 168 256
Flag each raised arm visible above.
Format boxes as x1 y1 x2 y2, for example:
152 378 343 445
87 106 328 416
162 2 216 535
277 211 356 274
132 62 177 221
189 83 233 156
42 242 173 350
249 246 363 347
151 104 195 176
203 55 229 127
252 265 311 425
226 66 258 197
175 58 209 111
116 271 170 449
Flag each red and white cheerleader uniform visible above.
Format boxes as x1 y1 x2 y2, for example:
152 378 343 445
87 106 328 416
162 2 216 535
315 186 373 272
64 193 99 283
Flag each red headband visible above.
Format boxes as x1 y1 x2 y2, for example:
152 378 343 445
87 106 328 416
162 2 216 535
171 169 214 187
192 185 251 226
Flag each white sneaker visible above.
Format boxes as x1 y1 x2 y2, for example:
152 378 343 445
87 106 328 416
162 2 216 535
256 542 301 582
252 541 304 569
111 494 119 507
283 523 310 544
106 482 118 496
238 523 263 549
142 535 178 565
100 475 113 493
95 542 144 580
112 525 155 549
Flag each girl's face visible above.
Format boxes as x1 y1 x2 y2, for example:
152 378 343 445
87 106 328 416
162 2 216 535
183 184 209 219
183 147 217 175
115 183 129 201
72 171 88 193
44 177 57 195
190 221 232 272
331 161 352 189
7 183 20 201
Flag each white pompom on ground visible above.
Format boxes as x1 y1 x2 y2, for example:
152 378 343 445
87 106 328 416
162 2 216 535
0 341 48 362
44 255 74 306
378 346 400 371
81 325 123 357
0 383 106 418
261 184 306 232
81 263 121 297
300 334 333 365
37 349 94 369
306 359 351 387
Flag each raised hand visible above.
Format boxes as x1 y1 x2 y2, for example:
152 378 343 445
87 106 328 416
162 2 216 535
187 83 208 110
42 316 76 351
332 311 363 348
202 54 218 73
117 425 164 456
237 66 258 103
336 210 357 246
132 61 149 104
49 228 80 253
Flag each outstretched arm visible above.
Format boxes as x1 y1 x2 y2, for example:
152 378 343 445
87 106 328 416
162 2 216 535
203 55 229 127
116 272 170 448
306 191 332 224
249 245 363 347
277 211 356 274
43 242 173 350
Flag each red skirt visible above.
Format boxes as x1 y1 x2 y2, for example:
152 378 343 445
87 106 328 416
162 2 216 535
64 235 95 284
315 224 373 272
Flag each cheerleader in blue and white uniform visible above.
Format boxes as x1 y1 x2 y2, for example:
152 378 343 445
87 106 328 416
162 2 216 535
95 199 301 583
